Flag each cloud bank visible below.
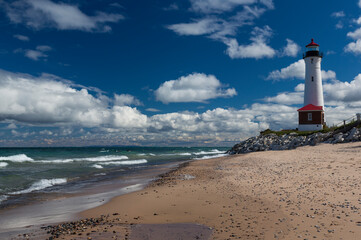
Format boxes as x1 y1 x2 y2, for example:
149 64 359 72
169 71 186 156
1 67 361 147
0 69 146 128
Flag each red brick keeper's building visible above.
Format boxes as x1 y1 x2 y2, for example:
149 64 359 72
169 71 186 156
297 104 324 130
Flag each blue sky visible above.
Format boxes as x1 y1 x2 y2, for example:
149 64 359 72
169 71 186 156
1 0 361 147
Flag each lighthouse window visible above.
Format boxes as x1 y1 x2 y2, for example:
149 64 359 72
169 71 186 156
308 113 312 121
311 76 314 82
311 58 313 64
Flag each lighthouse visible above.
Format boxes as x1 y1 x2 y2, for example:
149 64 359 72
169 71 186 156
297 39 325 131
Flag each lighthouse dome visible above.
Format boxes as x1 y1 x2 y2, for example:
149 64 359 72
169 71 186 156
303 38 322 58
306 38 319 47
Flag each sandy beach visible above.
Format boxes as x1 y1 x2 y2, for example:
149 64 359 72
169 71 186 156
18 142 361 239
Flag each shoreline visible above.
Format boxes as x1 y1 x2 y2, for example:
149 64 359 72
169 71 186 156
8 142 361 239
74 143 360 239
0 160 190 239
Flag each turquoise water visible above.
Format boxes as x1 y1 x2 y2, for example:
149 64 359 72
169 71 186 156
0 147 228 207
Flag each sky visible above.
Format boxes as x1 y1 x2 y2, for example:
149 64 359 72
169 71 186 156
1 0 361 147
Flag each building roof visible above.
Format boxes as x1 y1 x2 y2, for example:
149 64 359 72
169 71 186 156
297 104 323 111
306 38 319 47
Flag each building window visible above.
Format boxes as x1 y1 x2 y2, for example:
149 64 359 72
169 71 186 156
311 76 314 82
308 113 312 121
311 58 313 64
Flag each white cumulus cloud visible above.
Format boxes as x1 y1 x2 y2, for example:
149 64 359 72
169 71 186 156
13 34 29 41
149 104 294 138
20 45 53 61
3 67 361 146
266 59 336 81
2 0 124 32
281 39 300 57
347 28 361 40
24 49 48 61
167 18 222 36
112 106 147 128
331 11 345 18
225 25 276 59
155 73 237 104
265 72 361 113
323 73 361 103
189 0 273 13
264 92 303 105
0 69 147 128
167 1 277 59
345 39 361 54
190 0 256 13
114 94 142 106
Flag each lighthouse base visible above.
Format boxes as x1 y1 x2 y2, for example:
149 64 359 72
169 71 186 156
298 124 323 132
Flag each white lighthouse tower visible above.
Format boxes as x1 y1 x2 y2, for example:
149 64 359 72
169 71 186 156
297 39 325 131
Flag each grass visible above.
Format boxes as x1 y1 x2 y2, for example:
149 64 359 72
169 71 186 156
260 119 361 137
260 125 345 137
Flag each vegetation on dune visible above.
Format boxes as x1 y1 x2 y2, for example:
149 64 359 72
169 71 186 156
260 120 361 137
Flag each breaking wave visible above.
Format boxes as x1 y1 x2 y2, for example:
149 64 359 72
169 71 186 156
137 153 156 156
194 153 228 160
0 195 8 204
0 162 8 168
0 154 34 162
92 164 103 169
100 159 148 166
35 155 129 164
76 155 129 162
161 152 192 156
194 149 225 155
10 178 67 195
36 159 74 163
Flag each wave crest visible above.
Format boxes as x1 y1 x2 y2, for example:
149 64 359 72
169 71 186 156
100 159 148 166
92 164 103 169
0 154 34 162
79 155 129 162
10 178 67 195
194 149 224 155
195 153 228 160
0 162 8 168
35 155 129 164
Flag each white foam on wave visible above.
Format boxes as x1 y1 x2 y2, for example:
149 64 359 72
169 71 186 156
0 162 8 168
10 178 67 195
34 155 129 164
0 195 8 204
0 154 34 162
80 155 129 162
179 153 192 156
161 152 192 156
94 173 106 176
100 159 148 166
137 153 156 156
36 159 74 163
194 153 228 160
92 164 103 169
194 149 225 155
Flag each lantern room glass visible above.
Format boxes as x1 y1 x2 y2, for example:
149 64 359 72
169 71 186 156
306 46 319 52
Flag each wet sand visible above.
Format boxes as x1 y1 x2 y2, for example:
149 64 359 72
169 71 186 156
14 142 361 239
0 163 183 239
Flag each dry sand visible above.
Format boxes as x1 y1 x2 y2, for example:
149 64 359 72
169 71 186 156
27 142 361 239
